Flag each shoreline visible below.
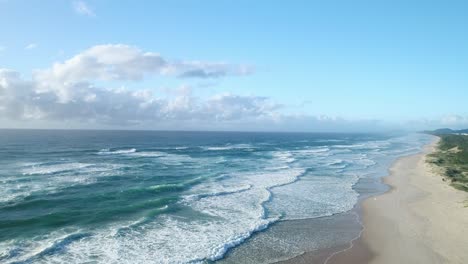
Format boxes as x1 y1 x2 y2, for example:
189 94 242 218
326 137 468 263
221 141 399 263
276 175 380 264
219 135 462 264
221 136 429 264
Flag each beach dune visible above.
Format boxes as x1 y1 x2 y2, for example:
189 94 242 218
329 139 468 264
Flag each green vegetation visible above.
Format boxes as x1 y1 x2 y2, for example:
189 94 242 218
427 134 468 192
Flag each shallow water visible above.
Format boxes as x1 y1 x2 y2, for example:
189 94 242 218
0 130 432 263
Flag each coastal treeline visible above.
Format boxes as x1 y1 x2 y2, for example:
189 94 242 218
427 133 468 192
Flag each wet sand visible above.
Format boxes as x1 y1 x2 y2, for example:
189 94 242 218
220 210 363 264
223 137 467 264
327 138 468 264
222 165 387 264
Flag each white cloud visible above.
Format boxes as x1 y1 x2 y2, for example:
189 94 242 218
25 43 38 50
73 1 95 17
0 67 276 126
36 44 252 82
3 43 455 132
0 45 5 52
177 62 254 78
0 67 396 131
34 44 253 102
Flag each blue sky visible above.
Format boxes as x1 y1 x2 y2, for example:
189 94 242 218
0 0 467 131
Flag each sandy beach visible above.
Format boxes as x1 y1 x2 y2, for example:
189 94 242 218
328 138 468 264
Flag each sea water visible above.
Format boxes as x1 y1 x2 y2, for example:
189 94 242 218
0 130 433 263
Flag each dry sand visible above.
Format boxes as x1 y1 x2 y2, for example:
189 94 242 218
329 138 468 264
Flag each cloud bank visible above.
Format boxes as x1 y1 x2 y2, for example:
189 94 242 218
0 45 277 128
0 66 397 132
0 70 277 126
34 44 252 103
2 44 465 131
403 115 468 131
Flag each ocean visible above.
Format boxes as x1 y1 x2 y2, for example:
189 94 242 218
0 129 433 263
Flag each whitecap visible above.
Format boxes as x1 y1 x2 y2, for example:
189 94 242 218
21 163 93 175
127 151 166 157
201 144 255 151
271 151 295 164
97 148 136 155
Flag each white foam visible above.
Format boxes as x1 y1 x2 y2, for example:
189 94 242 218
304 147 330 153
272 151 295 164
0 163 123 204
14 169 304 264
268 174 359 220
155 154 193 165
98 148 137 155
201 144 255 151
21 163 93 175
354 157 377 167
174 146 189 150
1 133 435 263
184 184 253 201
127 151 166 157
331 143 366 149
332 141 391 151
292 147 331 157
314 139 345 143
123 151 194 165
0 229 86 264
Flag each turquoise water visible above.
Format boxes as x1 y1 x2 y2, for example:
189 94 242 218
0 130 432 263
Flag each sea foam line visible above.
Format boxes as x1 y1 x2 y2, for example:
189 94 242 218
201 168 308 262
97 148 136 155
